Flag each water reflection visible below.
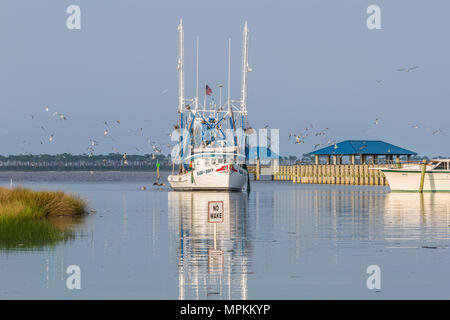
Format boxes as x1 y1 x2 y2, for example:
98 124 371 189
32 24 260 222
383 193 450 243
168 191 251 300
0 215 85 251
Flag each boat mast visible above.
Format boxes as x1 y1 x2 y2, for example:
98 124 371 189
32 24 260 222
178 18 185 114
227 38 238 149
241 21 250 162
227 38 231 113
195 36 199 111
177 19 185 169
240 21 249 117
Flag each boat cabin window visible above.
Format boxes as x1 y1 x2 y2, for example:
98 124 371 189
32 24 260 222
204 159 210 166
211 158 217 165
218 158 223 164
433 162 447 170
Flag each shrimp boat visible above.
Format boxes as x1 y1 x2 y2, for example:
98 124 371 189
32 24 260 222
168 19 251 191
381 159 450 192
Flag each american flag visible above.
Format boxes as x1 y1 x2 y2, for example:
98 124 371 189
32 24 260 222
205 85 212 96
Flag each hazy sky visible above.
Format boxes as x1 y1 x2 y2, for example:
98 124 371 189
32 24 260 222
1 0 449 157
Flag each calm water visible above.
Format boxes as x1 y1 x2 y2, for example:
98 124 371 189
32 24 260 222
0 171 449 299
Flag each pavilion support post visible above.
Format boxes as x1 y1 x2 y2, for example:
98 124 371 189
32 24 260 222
333 155 337 165
315 155 319 165
350 155 355 165
327 155 331 165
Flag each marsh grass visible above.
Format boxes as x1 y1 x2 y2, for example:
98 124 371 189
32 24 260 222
0 187 87 248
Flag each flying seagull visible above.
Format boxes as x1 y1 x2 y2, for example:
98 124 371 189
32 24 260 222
397 66 419 72
432 129 443 135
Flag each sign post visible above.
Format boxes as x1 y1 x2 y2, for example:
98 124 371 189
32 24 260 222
208 201 224 273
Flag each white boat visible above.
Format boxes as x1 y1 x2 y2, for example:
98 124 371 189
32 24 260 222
168 147 248 191
381 159 450 192
168 19 252 192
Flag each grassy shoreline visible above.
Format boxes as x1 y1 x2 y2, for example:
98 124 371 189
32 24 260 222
0 187 87 248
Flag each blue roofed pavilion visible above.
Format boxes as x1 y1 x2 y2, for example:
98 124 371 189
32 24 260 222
307 140 416 164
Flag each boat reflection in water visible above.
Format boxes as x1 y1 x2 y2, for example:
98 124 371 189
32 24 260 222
384 193 450 230
168 191 251 300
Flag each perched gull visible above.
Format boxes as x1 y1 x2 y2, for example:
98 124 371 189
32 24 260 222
244 127 255 135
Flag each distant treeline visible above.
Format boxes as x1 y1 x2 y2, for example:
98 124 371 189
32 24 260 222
0 153 437 171
0 153 172 171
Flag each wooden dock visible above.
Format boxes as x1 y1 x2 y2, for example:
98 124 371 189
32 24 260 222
247 164 396 186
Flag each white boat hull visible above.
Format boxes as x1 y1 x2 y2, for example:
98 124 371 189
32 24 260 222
168 164 247 191
382 169 450 192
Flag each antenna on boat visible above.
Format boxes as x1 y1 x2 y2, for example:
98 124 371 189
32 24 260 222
241 21 250 116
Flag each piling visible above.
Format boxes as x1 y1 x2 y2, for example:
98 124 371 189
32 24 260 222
156 162 161 180
256 159 261 181
419 159 427 193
